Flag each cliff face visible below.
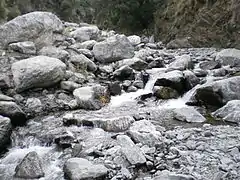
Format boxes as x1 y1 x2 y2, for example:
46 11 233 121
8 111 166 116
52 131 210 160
1 0 240 48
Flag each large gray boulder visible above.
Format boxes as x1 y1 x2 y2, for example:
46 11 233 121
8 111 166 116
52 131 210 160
215 48 240 67
70 25 99 42
212 100 240 124
8 41 36 55
63 158 108 180
0 116 12 152
168 55 193 71
0 101 26 126
73 85 110 110
11 56 66 92
93 34 134 63
117 135 146 165
192 76 240 107
14 151 44 179
0 12 63 48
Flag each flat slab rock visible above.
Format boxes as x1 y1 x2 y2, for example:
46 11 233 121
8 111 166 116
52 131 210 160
173 107 206 123
63 158 108 180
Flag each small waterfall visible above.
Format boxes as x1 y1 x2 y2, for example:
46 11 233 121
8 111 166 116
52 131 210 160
110 68 166 107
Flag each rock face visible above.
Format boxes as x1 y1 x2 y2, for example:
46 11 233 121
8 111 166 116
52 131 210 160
173 107 206 123
213 100 240 124
193 76 240 107
0 116 12 152
0 12 63 48
93 35 134 63
63 158 108 180
11 56 66 92
0 101 26 126
117 135 146 165
73 85 110 110
15 151 44 179
215 48 240 67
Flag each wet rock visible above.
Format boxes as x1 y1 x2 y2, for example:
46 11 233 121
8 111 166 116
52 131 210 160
11 56 66 92
154 70 186 94
192 76 240 107
153 86 179 99
60 81 81 92
70 54 97 72
127 120 161 147
0 101 26 126
117 57 148 71
215 48 240 67
173 107 206 123
168 55 193 71
38 46 69 61
108 82 121 96
117 135 146 165
199 61 221 70
0 116 12 152
0 12 63 48
8 41 36 55
183 70 200 90
63 158 108 180
212 100 240 124
93 34 134 63
113 65 135 81
127 35 141 46
73 85 110 110
14 151 44 179
70 25 99 42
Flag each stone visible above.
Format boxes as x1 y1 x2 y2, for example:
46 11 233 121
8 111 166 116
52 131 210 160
63 158 108 180
11 56 66 92
173 107 206 123
127 35 141 46
117 57 148 71
0 116 12 152
117 135 146 165
168 55 193 71
70 25 99 42
183 70 200 90
193 68 208 77
0 94 14 101
38 46 69 61
25 97 42 114
93 34 134 63
0 12 63 48
212 100 240 124
70 54 97 72
113 65 135 81
153 170 195 180
127 86 138 92
73 85 110 110
133 80 144 89
0 74 11 89
108 82 122 96
14 151 44 179
8 41 36 55
0 101 26 126
166 38 192 49
153 86 179 99
78 40 97 50
154 70 186 94
215 48 240 67
199 61 221 70
61 81 81 92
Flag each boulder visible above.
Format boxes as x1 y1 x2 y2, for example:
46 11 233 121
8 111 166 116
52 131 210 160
0 74 11 89
212 100 240 124
192 76 240 107
117 57 148 71
93 34 134 63
70 25 99 42
11 56 66 92
8 41 36 55
64 158 108 180
173 107 206 123
168 55 193 71
25 98 42 114
70 54 97 72
153 86 179 99
117 135 146 165
73 85 110 110
0 101 26 126
127 120 161 147
199 61 221 70
154 70 186 94
215 48 240 67
38 46 69 61
0 116 12 152
108 82 122 96
113 65 135 81
0 12 63 48
127 35 141 46
183 70 200 90
14 151 44 179
78 40 97 50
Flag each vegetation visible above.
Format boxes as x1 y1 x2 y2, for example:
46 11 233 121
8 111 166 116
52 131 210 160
0 0 240 47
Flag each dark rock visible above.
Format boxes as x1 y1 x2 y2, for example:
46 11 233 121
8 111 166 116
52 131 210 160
193 69 208 77
0 116 12 152
183 70 200 90
199 61 221 70
108 82 121 96
153 86 179 99
113 65 135 81
117 57 148 71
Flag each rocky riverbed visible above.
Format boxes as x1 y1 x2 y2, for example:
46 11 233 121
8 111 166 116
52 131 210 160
0 12 240 180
